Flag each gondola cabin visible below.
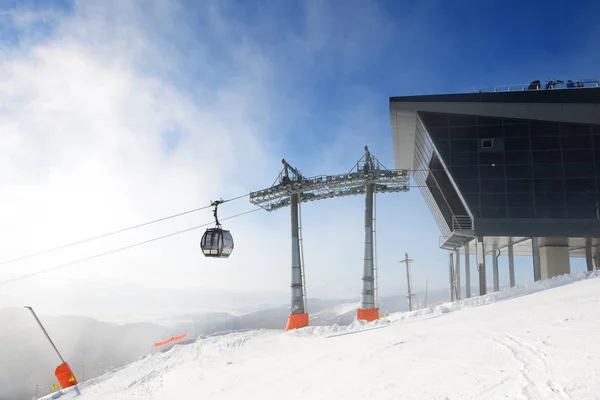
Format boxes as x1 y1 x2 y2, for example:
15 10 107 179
200 199 234 258
200 227 234 258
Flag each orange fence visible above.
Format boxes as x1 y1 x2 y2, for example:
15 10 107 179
154 333 187 347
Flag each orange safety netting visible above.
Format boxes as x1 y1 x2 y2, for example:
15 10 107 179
154 333 187 347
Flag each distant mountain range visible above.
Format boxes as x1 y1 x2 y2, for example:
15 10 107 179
1 288 457 400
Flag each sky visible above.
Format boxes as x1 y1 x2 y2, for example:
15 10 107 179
0 0 599 320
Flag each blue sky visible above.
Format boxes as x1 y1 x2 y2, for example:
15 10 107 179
0 0 598 316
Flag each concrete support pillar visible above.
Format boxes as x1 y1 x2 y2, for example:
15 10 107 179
464 241 471 299
477 237 486 296
539 246 570 279
585 238 594 272
532 237 541 282
492 250 500 292
508 243 515 288
455 247 461 300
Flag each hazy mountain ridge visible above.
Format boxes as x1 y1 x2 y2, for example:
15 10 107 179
1 289 453 400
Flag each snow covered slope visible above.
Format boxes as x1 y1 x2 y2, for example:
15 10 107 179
44 271 600 400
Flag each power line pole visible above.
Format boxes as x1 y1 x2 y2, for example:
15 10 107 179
401 253 415 311
424 277 429 308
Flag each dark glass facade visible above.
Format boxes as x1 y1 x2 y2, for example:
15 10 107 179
420 111 600 219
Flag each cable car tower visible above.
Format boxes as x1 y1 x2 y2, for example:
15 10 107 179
250 146 410 331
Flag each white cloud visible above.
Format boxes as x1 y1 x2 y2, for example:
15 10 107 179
0 0 288 315
0 0 453 320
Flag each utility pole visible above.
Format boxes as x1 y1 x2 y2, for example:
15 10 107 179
424 277 429 308
400 253 415 311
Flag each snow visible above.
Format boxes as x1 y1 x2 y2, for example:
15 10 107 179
42 271 600 400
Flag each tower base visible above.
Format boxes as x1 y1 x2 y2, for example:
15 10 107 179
357 308 379 322
285 313 309 331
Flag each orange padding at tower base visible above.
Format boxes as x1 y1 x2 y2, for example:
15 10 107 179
357 308 380 322
285 313 309 331
55 362 78 389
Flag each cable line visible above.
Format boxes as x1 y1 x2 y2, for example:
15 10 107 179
0 193 249 267
0 207 260 286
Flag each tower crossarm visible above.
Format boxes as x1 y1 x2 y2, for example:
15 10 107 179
250 168 410 211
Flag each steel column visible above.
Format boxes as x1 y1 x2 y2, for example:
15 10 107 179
532 237 541 281
493 250 500 292
464 241 471 298
361 183 376 310
455 247 461 300
449 252 456 301
290 193 305 314
586 238 594 272
508 243 515 287
477 237 486 296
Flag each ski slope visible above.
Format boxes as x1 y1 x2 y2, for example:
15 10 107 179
43 271 600 400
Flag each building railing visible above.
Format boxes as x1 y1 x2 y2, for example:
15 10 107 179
478 78 599 93
452 215 473 231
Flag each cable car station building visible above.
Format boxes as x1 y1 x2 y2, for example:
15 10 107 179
389 80 600 297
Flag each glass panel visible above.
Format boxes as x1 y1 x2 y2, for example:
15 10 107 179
455 179 479 193
448 114 477 127
561 135 592 150
566 193 597 207
566 208 597 218
536 207 566 219
507 193 534 207
533 165 563 179
480 179 505 193
530 121 560 136
480 207 507 218
563 164 595 178
533 179 565 192
450 139 478 152
477 116 503 126
560 122 591 136
535 192 565 207
532 150 562 164
435 140 450 155
450 166 478 179
507 179 534 193
505 151 532 165
428 127 449 140
502 123 529 137
449 125 477 139
478 125 503 138
507 207 534 218
481 193 507 208
506 165 532 179
450 152 479 166
479 152 504 166
505 138 531 151
531 136 561 150
420 112 448 127
563 149 594 164
479 165 505 179
462 193 479 208
565 178 596 193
